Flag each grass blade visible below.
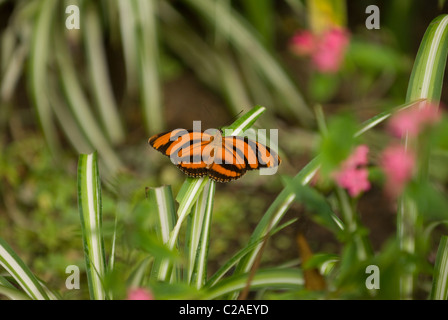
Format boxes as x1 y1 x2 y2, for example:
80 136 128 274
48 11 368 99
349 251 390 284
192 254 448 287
398 14 448 299
153 186 177 245
206 218 297 288
184 0 313 125
117 0 139 91
232 96 417 279
28 0 59 154
0 237 49 300
190 181 216 289
135 0 164 134
354 99 426 137
157 177 208 281
406 15 448 102
234 157 321 276
77 152 107 300
430 236 448 300
202 268 303 300
147 185 177 279
56 32 122 173
0 284 31 300
83 4 125 144
128 257 152 288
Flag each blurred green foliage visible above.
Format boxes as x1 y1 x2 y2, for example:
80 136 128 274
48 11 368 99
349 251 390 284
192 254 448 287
1 0 448 300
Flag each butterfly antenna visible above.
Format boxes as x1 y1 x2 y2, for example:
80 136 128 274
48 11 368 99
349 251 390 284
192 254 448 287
220 110 244 130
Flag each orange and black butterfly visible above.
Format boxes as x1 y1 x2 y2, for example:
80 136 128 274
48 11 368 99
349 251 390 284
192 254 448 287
148 128 281 182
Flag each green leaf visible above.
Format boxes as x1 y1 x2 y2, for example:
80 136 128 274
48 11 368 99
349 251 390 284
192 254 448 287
398 14 448 299
148 186 177 244
202 268 303 300
205 238 265 288
206 217 297 288
347 39 410 73
28 0 58 154
240 0 274 46
284 176 344 236
135 0 164 133
0 284 31 300
304 253 339 276
234 157 321 276
221 104 266 135
56 32 122 173
77 152 107 300
184 0 313 124
127 257 152 289
319 114 358 176
309 73 340 103
232 97 402 280
188 181 216 289
405 181 448 221
83 4 124 144
430 236 448 300
406 15 448 102
354 99 426 137
0 237 49 300
150 281 202 300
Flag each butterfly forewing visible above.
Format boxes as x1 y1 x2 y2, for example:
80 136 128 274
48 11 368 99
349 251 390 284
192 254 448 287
222 136 247 166
252 140 280 168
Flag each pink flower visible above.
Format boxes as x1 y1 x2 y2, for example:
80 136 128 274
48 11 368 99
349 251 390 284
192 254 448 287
127 287 154 300
380 145 415 198
290 31 316 56
291 28 350 73
312 28 350 73
334 167 371 197
388 101 441 138
332 145 371 197
343 144 369 168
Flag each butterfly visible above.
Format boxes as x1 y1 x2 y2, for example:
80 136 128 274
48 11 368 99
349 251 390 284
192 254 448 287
148 128 281 182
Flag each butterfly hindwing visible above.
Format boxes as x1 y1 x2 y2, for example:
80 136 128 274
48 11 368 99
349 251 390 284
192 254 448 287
177 162 208 178
207 137 247 182
208 163 246 182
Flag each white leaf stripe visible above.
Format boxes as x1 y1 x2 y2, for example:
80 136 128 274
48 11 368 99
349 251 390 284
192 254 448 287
158 177 207 281
193 181 215 289
0 239 48 300
79 153 106 300
155 187 172 244
203 269 303 300
419 15 448 99
431 236 448 299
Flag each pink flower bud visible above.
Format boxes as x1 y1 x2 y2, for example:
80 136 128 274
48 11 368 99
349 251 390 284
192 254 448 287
380 145 415 197
332 145 371 197
312 28 350 73
388 101 441 138
127 287 154 300
290 31 316 56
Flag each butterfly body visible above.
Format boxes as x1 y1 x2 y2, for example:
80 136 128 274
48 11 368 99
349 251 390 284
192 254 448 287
148 129 280 182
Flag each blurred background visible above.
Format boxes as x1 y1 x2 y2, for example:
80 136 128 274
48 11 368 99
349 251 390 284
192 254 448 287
1 0 448 299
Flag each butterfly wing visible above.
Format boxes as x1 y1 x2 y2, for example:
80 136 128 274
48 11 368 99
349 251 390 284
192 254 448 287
149 130 281 182
207 136 247 182
176 139 211 178
148 129 213 178
242 137 281 170
219 135 280 168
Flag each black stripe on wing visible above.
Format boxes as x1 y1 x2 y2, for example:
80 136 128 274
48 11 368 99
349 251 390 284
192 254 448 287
208 162 246 183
